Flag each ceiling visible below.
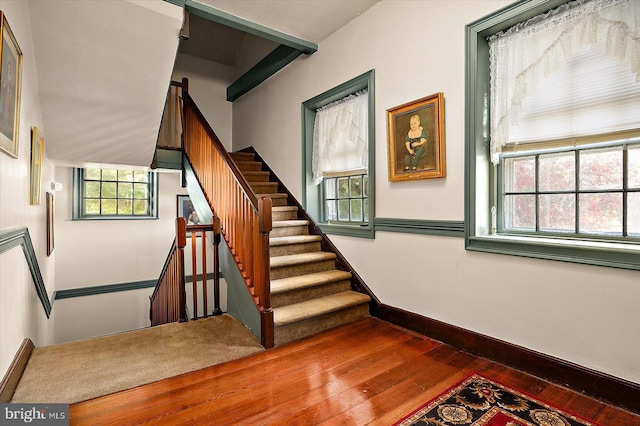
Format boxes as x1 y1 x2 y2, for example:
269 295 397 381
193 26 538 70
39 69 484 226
29 0 378 168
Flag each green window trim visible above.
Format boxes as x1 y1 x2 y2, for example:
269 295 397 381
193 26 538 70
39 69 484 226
301 70 376 239
464 0 640 271
73 168 159 220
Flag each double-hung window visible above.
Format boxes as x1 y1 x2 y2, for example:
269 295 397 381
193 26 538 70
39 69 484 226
302 70 375 238
73 168 158 219
465 0 640 269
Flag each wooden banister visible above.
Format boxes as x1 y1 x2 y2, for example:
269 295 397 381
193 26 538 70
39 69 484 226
180 83 273 348
151 219 220 326
150 218 187 326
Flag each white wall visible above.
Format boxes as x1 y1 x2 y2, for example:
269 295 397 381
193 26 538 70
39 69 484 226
0 1 55 378
51 168 186 343
231 1 640 384
172 53 234 150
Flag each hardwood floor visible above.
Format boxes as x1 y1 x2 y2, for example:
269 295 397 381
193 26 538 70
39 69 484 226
70 318 640 425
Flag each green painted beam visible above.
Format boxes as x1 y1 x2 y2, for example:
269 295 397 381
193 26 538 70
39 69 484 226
227 45 302 102
183 0 317 54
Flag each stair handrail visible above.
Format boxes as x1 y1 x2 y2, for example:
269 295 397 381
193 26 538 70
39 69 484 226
180 79 274 347
150 218 187 326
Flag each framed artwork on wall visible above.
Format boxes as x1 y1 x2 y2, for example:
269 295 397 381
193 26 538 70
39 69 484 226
0 11 22 158
177 194 201 237
46 192 54 256
30 127 44 205
386 92 446 182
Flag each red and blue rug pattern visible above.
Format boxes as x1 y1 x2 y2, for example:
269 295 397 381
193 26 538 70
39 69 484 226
394 374 597 426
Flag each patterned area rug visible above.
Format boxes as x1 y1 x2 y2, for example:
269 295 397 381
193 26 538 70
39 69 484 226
394 374 597 426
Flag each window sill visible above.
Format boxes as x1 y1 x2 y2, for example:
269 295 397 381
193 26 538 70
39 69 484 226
466 233 640 271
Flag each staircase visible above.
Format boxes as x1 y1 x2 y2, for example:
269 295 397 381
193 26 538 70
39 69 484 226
229 151 371 346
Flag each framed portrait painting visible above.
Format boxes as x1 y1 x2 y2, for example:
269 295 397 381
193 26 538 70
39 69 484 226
386 93 446 182
0 11 22 158
30 127 44 205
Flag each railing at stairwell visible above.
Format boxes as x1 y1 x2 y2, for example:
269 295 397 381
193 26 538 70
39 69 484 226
150 218 187 326
151 80 185 168
181 83 274 348
150 218 221 326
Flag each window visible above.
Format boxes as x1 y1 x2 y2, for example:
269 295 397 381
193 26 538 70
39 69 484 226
302 70 375 238
324 173 369 224
73 168 158 220
465 0 640 270
500 142 640 239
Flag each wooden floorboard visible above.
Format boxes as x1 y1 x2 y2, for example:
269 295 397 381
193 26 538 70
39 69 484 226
69 317 640 425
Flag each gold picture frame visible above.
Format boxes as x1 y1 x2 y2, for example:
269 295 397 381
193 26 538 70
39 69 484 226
46 192 54 256
0 11 22 158
30 127 44 205
386 93 446 181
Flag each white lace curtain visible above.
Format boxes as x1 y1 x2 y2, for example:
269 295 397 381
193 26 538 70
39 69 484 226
488 0 640 164
312 90 368 185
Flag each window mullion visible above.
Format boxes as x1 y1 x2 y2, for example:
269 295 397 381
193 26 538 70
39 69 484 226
623 145 628 237
575 150 580 235
535 154 540 232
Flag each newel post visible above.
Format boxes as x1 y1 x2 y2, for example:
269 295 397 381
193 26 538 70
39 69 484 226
258 197 274 348
212 215 223 316
181 77 189 95
176 217 187 322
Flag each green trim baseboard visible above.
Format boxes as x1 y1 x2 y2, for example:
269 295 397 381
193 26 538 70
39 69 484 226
0 227 52 318
0 339 34 403
376 304 640 415
55 273 220 300
374 218 464 237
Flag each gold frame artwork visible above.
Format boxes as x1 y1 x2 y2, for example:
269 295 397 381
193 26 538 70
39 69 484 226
0 11 22 158
386 93 446 182
46 192 54 256
30 127 44 205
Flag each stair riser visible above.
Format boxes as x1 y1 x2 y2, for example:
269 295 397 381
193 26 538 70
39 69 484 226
274 304 369 346
273 211 298 221
271 259 335 280
230 153 255 161
270 197 288 207
244 173 271 182
250 183 279 194
270 241 321 257
236 162 262 172
271 225 309 238
271 280 352 308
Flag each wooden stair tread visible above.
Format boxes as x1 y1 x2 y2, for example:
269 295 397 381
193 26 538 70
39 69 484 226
273 206 298 212
273 291 370 326
270 252 336 268
271 270 352 294
272 219 309 228
270 235 321 246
